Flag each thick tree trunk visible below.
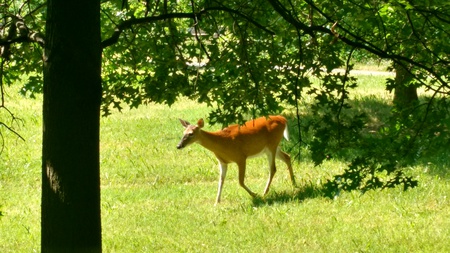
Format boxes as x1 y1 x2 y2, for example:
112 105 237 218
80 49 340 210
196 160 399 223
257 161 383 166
393 63 418 109
42 0 102 252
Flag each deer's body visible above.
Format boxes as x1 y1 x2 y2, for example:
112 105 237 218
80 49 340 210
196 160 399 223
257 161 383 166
177 115 296 204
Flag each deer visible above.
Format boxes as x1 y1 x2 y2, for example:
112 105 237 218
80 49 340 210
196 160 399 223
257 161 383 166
177 115 296 204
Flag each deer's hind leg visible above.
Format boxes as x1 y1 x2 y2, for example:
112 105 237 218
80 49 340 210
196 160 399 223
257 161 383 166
263 149 277 195
276 147 296 186
237 160 257 198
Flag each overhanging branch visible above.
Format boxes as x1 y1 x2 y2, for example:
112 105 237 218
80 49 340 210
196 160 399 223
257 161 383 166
101 6 275 49
0 15 44 48
0 31 44 47
101 13 194 49
267 0 449 89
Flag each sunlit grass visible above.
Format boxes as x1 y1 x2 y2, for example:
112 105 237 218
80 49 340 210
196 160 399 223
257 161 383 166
1 74 449 252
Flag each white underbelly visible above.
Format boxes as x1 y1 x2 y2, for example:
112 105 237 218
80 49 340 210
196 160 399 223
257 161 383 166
247 147 270 159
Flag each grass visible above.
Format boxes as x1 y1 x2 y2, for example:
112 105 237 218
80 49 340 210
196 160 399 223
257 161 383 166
1 73 449 252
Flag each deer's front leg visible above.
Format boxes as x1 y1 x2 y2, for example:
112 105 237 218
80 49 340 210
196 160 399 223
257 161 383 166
216 161 228 205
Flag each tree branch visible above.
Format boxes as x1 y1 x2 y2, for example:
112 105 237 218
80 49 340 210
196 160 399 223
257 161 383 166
101 13 192 48
0 15 45 48
267 0 448 89
101 6 275 49
0 32 44 47
267 0 315 36
0 121 25 141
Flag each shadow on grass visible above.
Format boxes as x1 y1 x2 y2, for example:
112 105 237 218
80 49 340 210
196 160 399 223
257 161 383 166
418 157 450 179
252 183 328 207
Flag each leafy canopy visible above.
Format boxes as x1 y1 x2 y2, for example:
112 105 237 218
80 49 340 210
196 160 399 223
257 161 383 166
1 0 449 194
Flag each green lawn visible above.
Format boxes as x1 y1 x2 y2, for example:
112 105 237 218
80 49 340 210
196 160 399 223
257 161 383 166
1 74 449 252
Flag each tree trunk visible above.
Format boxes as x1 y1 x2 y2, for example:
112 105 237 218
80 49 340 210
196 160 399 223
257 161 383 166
42 0 102 252
393 63 418 109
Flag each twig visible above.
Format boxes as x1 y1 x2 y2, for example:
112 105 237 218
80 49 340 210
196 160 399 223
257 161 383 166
0 122 25 141
190 0 211 62
0 60 26 151
336 47 355 144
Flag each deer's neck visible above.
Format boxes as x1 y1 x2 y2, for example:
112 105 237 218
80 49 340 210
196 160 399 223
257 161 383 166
197 130 228 152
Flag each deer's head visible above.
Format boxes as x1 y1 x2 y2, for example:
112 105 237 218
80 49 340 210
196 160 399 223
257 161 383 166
177 118 204 149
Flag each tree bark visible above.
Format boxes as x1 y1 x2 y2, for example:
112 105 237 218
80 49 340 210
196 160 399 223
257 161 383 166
393 63 418 109
42 0 102 252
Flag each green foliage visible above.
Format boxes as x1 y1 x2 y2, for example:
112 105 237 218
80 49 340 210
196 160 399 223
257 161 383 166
308 83 450 196
1 0 449 193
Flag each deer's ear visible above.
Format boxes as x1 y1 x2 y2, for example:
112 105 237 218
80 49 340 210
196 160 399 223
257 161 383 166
179 119 190 128
197 118 204 128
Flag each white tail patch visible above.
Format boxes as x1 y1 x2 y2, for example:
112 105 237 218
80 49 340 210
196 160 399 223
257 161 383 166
283 125 289 141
